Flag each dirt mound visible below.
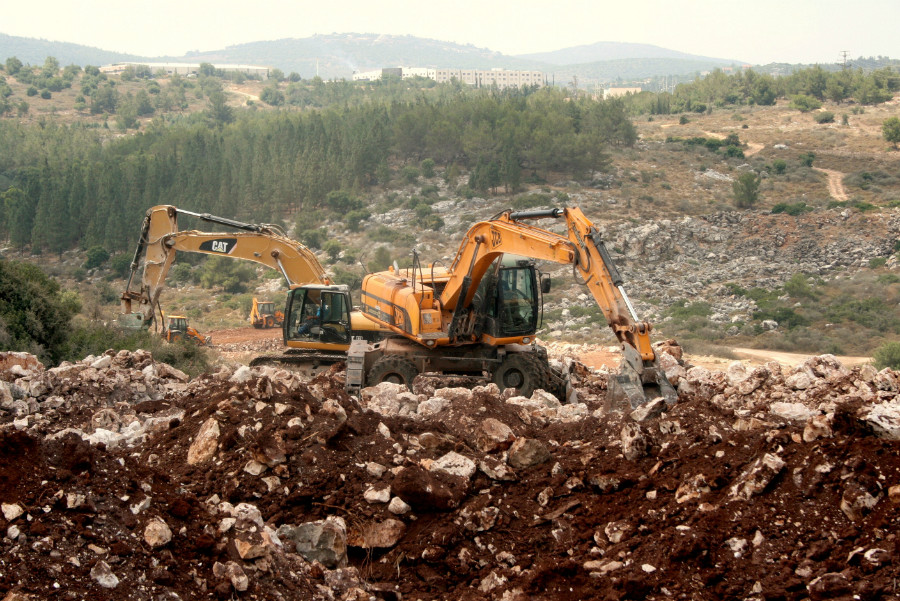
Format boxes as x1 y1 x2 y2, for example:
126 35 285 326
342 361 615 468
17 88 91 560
0 349 898 600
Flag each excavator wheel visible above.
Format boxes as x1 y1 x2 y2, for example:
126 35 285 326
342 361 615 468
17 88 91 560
493 353 547 398
367 356 419 389
265 316 275 328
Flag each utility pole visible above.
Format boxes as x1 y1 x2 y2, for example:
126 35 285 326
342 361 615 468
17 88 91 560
840 51 850 70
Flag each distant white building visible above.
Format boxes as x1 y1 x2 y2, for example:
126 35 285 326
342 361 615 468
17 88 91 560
434 68 544 89
353 66 543 89
352 67 404 82
603 87 643 99
100 62 270 79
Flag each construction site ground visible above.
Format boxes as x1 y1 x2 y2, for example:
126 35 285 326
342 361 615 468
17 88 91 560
0 333 898 601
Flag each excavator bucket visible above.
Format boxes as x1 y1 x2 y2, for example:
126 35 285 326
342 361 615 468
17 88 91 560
605 345 678 412
116 313 146 330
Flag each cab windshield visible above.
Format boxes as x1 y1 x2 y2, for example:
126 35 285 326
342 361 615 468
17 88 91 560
497 266 537 335
286 289 351 344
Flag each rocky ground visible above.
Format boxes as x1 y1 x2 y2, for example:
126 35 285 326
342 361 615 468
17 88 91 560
0 344 899 601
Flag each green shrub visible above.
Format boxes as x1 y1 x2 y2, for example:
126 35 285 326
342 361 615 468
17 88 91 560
790 95 822 112
512 192 552 209
402 165 420 184
197 256 257 293
772 159 787 175
83 246 110 269
299 228 326 249
874 341 900 370
771 201 813 216
666 300 712 320
0 261 82 364
733 172 761 208
344 209 371 232
754 307 809 329
108 253 132 278
421 158 435 178
369 226 415 246
169 263 193 285
323 240 342 260
783 273 817 299
420 184 440 198
869 257 888 268
325 190 364 213
814 111 835 124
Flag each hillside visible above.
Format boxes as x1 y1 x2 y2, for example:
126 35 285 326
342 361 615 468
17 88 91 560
1 58 900 364
2 32 747 82
518 40 742 66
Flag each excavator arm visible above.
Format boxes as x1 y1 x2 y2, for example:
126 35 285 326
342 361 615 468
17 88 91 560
121 205 330 328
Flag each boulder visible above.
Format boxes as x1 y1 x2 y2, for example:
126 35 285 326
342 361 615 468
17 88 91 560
507 437 551 469
187 418 220 465
277 516 348 569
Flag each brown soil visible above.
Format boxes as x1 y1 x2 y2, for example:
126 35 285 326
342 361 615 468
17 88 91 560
0 342 897 600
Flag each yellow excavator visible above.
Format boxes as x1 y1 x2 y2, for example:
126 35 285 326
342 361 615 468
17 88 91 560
352 207 676 410
249 298 284 329
119 205 388 368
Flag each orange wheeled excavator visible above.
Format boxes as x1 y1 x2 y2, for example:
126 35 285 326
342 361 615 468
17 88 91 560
351 207 676 410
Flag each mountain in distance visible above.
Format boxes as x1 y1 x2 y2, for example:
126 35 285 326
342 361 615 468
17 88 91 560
0 31 746 83
172 34 548 78
0 33 142 67
518 41 744 66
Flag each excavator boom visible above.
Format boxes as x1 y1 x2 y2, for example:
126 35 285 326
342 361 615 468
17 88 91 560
121 205 329 329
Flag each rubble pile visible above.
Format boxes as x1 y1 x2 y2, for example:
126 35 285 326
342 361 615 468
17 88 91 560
0 348 898 600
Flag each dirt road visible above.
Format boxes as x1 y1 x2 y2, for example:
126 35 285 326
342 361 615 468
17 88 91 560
813 167 849 201
731 347 869 368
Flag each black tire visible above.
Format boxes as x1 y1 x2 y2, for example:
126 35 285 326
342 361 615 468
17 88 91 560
492 353 547 397
367 356 419 388
265 316 275 328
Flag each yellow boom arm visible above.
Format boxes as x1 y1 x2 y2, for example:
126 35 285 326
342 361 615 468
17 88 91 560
121 205 329 327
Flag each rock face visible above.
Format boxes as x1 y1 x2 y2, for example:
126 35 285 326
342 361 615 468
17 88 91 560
0 349 898 601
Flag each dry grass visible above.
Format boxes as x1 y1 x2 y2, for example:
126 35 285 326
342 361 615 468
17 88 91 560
628 97 900 212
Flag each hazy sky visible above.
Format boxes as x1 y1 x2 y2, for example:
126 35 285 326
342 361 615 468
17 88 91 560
4 0 898 65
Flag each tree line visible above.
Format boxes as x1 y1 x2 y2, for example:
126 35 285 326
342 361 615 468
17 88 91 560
0 85 635 254
625 65 900 114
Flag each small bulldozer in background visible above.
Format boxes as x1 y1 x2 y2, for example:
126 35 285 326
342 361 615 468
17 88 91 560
249 298 284 329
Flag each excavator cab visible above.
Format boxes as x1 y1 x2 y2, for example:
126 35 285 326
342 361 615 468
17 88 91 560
473 257 540 339
284 285 353 347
